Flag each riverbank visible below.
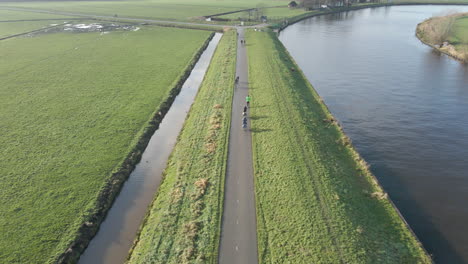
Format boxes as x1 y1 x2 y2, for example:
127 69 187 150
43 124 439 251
126 31 236 264
246 29 431 263
272 2 468 31
416 12 468 63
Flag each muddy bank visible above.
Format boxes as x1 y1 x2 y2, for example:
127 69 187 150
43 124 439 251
55 32 215 264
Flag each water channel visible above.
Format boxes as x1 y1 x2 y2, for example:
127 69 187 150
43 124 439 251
78 33 222 264
279 6 468 263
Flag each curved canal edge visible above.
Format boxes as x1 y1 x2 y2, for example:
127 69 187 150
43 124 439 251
55 32 219 264
272 2 468 32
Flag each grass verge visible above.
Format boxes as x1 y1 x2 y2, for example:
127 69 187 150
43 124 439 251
246 30 432 263
0 26 212 263
126 30 236 264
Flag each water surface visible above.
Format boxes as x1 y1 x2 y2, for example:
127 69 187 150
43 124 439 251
280 6 468 263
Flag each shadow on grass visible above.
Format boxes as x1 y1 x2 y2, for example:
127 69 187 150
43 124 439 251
250 104 270 109
250 128 273 133
250 115 269 120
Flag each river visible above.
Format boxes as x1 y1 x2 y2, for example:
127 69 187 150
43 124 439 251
279 5 468 263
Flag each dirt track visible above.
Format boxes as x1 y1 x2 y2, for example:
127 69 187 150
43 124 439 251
218 28 258 264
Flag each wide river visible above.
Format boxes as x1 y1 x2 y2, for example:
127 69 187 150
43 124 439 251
279 5 468 263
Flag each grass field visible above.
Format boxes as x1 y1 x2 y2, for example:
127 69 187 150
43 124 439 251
0 0 290 22
246 30 431 263
127 30 236 264
0 9 81 38
0 20 59 38
0 8 74 20
0 25 211 263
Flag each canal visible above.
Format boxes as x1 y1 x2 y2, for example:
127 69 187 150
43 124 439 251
279 5 468 263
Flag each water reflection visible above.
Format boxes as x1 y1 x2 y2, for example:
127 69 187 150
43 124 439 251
280 5 468 263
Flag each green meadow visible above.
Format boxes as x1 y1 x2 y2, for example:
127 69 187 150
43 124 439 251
451 14 468 55
0 9 79 37
246 30 431 263
0 25 210 263
0 0 290 22
0 8 73 20
0 20 58 38
127 30 236 264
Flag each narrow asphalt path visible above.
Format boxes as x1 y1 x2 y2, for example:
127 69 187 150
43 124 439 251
218 28 258 264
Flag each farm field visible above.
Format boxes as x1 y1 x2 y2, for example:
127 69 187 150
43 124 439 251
127 30 236 264
0 8 73 20
0 0 290 22
246 30 431 263
0 25 211 263
0 9 80 38
0 20 61 38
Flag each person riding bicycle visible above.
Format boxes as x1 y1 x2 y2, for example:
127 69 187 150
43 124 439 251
246 95 251 107
242 116 247 128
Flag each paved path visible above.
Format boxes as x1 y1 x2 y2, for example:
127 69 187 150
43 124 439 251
218 28 258 264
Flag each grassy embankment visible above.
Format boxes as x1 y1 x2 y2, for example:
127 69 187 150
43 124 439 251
246 30 432 263
0 26 211 263
417 12 468 62
127 31 236 264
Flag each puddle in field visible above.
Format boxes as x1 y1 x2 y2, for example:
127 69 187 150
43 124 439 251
78 33 222 264
63 23 140 33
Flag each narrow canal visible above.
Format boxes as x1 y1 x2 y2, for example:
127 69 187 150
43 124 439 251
279 6 468 263
78 33 222 264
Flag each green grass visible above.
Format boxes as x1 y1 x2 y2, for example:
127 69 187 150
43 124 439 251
0 9 80 37
0 25 211 263
0 0 290 22
450 15 468 43
0 8 74 20
246 30 431 263
126 30 236 264
0 20 57 37
217 7 310 22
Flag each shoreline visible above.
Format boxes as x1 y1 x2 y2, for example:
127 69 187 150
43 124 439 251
415 16 468 63
274 2 468 32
